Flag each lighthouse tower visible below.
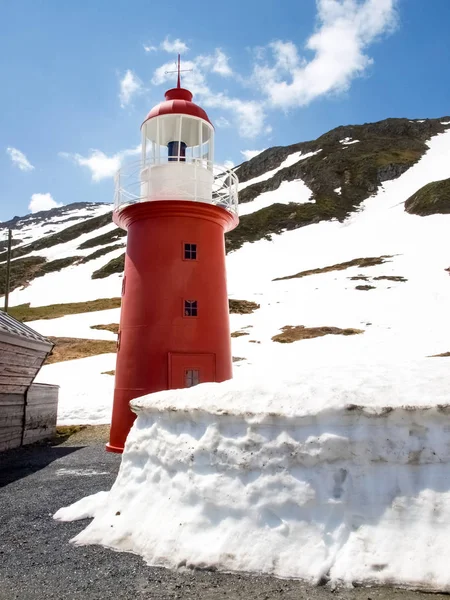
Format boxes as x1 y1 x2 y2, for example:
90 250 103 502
106 58 239 453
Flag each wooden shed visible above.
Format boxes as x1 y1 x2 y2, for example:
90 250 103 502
0 311 59 451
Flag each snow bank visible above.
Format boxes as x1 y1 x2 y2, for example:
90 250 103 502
58 361 450 592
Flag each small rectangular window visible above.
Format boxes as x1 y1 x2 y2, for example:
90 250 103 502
184 300 198 317
184 243 197 260
185 369 200 387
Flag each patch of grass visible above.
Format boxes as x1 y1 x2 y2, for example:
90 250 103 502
274 256 392 281
91 323 119 335
272 325 364 343
405 178 450 216
91 254 125 279
229 299 260 314
78 228 126 250
231 331 250 338
0 211 113 262
429 352 450 358
232 357 246 362
53 425 88 443
355 285 376 291
102 370 116 375
78 244 124 264
8 297 122 322
46 336 117 364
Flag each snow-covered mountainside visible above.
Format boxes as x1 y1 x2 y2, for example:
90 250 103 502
1 116 450 423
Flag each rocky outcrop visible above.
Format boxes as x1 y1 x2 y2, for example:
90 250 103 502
404 178 450 216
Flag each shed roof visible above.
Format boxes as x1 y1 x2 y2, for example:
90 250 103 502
0 311 53 351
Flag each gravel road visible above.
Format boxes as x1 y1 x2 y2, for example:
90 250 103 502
0 429 447 600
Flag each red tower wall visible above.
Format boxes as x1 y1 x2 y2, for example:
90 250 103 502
107 200 237 453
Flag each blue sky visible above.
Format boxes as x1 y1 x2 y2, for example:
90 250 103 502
1 0 449 221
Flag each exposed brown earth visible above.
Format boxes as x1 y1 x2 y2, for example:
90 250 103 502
231 331 250 338
91 323 120 335
273 256 393 281
229 299 260 314
429 352 450 358
46 337 117 364
9 298 122 322
272 325 364 344
355 285 376 291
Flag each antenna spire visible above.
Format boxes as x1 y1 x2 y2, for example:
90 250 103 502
165 55 192 89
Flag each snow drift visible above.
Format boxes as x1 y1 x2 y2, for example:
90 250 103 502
56 360 450 592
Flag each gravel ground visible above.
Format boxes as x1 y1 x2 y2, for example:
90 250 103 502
0 428 447 600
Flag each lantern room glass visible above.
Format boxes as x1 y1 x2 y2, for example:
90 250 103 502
142 115 214 167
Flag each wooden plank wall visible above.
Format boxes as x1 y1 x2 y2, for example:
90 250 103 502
0 339 55 451
0 392 25 451
23 383 59 446
0 340 47 395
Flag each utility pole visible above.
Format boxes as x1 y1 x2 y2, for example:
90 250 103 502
4 229 12 313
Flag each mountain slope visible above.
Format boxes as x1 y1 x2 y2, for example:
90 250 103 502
1 116 450 424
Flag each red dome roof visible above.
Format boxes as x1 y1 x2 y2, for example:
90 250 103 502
141 87 213 128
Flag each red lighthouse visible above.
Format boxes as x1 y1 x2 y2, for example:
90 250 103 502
106 60 239 453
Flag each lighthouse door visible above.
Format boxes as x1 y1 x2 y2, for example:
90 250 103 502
168 353 216 390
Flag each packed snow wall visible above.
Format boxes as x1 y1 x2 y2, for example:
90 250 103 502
56 364 450 592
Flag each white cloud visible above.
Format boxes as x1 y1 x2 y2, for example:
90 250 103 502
152 56 266 138
119 70 142 108
60 145 141 182
6 147 35 171
240 149 266 161
28 193 62 213
196 49 233 77
143 44 157 52
254 0 398 108
215 116 231 128
161 37 189 54
223 160 235 170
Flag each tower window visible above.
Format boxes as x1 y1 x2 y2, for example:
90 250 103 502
184 300 198 317
184 243 197 260
185 369 200 388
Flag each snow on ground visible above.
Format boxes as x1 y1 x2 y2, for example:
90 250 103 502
24 221 119 261
27 308 121 340
2 204 111 248
334 187 342 195
7 245 124 306
339 138 360 145
239 179 313 216
238 150 322 191
227 128 450 368
56 360 450 591
35 353 116 424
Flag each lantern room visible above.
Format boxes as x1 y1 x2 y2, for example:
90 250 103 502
141 89 214 165
113 60 238 222
138 87 216 204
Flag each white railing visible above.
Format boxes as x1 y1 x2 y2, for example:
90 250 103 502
114 157 239 216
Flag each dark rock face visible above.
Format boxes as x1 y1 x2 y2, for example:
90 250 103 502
404 178 450 216
226 117 450 252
